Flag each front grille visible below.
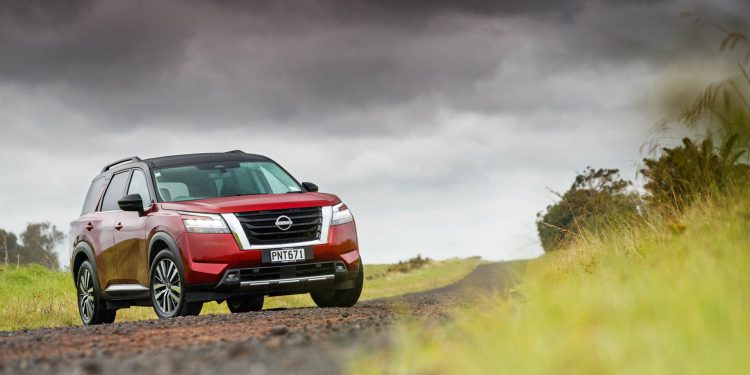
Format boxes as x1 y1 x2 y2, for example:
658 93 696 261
239 262 336 282
235 206 323 245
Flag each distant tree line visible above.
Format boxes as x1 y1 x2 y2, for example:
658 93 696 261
0 222 63 270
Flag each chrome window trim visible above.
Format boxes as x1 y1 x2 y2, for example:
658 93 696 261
224 205 333 250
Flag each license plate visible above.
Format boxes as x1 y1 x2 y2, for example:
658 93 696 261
269 248 307 263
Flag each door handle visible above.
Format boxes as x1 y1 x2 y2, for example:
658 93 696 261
115 223 123 231
85 223 94 231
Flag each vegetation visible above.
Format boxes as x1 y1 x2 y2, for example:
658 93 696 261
356 189 750 374
668 25 750 151
0 222 64 270
536 167 640 252
641 134 748 210
382 254 432 275
0 257 480 331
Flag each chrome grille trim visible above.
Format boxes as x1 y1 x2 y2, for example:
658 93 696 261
224 206 333 250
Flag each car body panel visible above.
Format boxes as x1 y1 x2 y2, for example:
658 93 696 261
112 210 150 285
91 212 119 289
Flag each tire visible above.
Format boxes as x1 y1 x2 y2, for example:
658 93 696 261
149 250 203 318
76 261 116 325
227 295 264 313
310 267 364 308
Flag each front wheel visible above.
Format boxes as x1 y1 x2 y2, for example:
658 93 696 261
150 250 202 318
311 267 364 308
76 261 116 325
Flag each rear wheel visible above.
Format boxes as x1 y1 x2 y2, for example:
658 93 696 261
311 267 364 308
76 261 116 325
227 295 264 313
150 250 203 318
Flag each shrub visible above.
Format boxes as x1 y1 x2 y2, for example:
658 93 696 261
536 168 641 252
641 134 749 211
386 255 432 274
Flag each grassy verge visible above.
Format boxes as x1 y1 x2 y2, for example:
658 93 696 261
356 194 750 373
0 257 480 331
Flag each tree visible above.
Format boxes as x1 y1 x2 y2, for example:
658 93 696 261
1 230 14 266
19 222 63 270
536 168 641 252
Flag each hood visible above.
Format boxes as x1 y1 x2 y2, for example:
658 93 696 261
159 192 341 214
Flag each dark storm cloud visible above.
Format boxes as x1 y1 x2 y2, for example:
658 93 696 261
0 1 194 89
0 0 743 134
211 0 591 23
0 0 92 27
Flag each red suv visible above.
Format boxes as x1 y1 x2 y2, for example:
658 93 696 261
70 151 362 325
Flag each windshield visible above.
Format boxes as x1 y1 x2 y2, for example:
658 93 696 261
153 161 303 202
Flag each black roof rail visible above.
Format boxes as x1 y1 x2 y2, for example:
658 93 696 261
101 156 142 173
225 150 245 154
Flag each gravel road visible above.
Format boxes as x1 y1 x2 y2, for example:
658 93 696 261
0 262 521 375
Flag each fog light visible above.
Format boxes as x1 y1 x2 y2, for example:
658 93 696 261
335 264 347 273
226 272 239 281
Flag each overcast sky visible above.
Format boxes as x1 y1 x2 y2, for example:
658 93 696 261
0 0 747 266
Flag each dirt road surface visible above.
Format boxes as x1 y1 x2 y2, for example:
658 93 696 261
0 262 521 375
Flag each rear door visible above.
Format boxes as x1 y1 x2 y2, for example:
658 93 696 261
113 169 153 286
94 170 131 289
71 176 107 258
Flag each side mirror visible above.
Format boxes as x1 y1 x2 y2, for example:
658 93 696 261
118 194 145 214
301 182 318 192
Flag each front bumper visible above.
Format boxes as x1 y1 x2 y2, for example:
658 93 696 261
178 220 360 285
184 260 359 302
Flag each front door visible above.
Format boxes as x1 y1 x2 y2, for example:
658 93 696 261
113 169 153 286
94 171 131 289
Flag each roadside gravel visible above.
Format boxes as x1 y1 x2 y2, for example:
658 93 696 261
0 262 521 374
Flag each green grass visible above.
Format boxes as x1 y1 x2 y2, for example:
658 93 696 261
0 258 480 331
0 265 80 330
356 193 750 374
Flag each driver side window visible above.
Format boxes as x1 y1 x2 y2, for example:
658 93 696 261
128 169 152 209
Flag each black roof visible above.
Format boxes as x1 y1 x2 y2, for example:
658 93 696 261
101 151 271 173
144 151 271 168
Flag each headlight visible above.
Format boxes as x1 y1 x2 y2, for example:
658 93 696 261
331 203 354 226
179 212 231 234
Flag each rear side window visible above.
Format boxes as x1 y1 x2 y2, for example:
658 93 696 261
81 177 107 215
100 171 131 211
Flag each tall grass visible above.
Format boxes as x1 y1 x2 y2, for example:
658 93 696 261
355 189 750 373
658 28 750 153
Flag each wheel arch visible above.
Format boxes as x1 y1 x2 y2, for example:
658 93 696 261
71 242 103 292
148 232 185 271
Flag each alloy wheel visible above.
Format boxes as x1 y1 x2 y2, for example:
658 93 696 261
153 258 181 315
78 268 95 322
